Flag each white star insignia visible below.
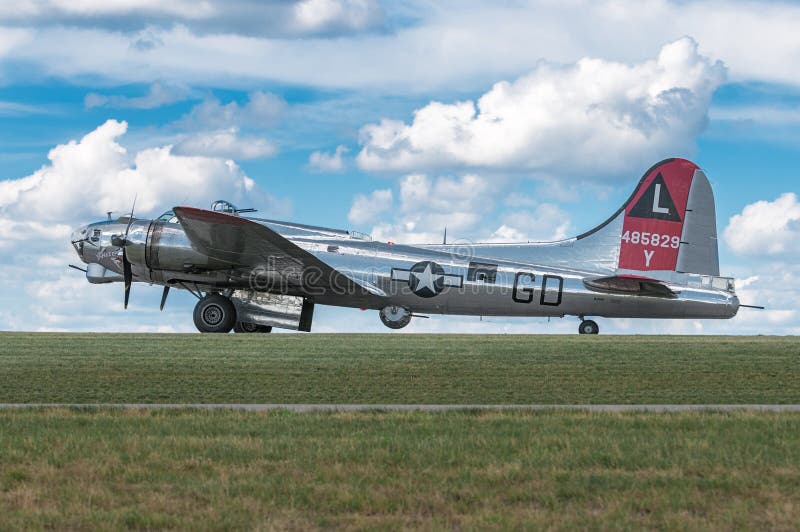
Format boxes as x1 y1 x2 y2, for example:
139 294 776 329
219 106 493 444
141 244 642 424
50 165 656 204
411 262 442 293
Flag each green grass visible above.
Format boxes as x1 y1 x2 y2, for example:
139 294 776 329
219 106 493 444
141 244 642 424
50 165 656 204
1 333 799 404
1 409 799 529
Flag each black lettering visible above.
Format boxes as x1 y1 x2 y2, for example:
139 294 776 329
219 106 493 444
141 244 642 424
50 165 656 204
512 272 535 303
540 275 563 306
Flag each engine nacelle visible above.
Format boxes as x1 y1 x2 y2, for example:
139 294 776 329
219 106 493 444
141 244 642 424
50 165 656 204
123 220 229 276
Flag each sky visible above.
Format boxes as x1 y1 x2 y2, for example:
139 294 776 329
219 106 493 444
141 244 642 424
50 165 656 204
0 0 798 334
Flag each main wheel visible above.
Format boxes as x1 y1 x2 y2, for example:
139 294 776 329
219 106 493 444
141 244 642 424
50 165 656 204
578 319 599 335
234 322 273 333
193 294 237 333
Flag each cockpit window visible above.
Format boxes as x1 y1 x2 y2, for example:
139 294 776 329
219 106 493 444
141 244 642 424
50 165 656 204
157 211 179 224
211 200 238 213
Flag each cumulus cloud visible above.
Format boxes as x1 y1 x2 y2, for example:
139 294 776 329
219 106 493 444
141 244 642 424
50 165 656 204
353 172 571 245
308 145 349 172
347 188 391 225
0 119 289 233
0 0 384 38
723 193 800 257
488 204 572 243
357 38 725 178
179 92 286 129
0 119 290 331
366 174 495 243
172 128 277 160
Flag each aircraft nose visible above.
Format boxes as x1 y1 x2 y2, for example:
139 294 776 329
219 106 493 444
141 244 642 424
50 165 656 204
71 225 88 259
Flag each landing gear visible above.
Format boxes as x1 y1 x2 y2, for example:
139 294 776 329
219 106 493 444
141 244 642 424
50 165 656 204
234 322 272 333
193 294 237 333
578 319 599 335
379 305 412 329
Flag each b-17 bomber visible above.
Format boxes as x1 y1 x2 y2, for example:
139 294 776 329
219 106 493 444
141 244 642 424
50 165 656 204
70 158 749 334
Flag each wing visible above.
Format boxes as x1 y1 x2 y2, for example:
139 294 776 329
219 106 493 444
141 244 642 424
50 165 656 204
173 207 384 304
583 274 678 298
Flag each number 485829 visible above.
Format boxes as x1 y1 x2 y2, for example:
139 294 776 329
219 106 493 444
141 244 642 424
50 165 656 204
622 231 680 249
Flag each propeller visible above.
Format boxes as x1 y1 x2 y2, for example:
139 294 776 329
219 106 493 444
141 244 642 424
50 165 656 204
159 286 170 311
111 196 137 310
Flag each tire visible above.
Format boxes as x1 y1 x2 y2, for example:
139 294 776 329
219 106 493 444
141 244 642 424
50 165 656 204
579 320 599 335
193 294 237 333
379 306 412 329
234 322 273 333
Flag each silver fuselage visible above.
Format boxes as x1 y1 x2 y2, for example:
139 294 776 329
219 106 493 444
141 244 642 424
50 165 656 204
72 216 739 321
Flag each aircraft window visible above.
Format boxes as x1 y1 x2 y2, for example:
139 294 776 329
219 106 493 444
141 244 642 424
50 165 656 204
468 262 498 284
157 211 179 223
211 200 238 213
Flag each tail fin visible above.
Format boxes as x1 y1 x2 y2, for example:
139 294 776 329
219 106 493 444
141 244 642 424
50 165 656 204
578 158 719 276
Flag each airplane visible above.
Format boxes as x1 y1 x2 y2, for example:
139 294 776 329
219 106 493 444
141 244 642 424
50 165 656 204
70 158 753 335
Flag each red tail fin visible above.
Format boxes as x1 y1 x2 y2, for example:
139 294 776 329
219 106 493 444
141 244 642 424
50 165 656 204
618 158 698 272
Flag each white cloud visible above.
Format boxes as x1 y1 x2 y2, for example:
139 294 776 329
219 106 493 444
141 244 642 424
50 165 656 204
0 119 289 231
179 91 286 129
488 204 572 243
172 128 277 160
3 1 799 92
291 0 383 35
84 82 190 109
308 145 349 172
0 26 32 56
369 173 497 244
0 120 291 332
723 193 800 257
356 173 572 245
347 188 391 225
0 0 211 19
357 38 725 178
0 0 383 38
0 100 46 115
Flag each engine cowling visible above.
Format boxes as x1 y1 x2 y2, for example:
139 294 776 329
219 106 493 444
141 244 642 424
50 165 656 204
123 220 229 277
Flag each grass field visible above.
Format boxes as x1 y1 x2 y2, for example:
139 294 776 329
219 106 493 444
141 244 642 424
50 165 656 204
1 332 799 404
1 408 799 529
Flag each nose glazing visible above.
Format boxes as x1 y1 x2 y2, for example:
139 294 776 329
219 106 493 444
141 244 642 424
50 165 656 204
71 225 88 259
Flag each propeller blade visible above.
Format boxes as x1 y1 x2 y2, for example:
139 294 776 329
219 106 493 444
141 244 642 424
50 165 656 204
159 286 170 311
122 195 137 310
123 249 132 310
125 194 138 237
68 264 88 273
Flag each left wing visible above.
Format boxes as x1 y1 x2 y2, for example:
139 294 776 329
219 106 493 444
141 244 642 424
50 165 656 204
173 206 384 304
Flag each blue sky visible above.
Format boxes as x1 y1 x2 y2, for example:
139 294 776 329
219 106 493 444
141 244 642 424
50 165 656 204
0 0 798 334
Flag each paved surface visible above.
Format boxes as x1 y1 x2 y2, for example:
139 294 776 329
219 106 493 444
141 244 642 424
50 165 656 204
2 404 800 411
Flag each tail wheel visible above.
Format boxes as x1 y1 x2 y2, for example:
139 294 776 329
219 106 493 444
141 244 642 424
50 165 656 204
193 294 237 333
579 320 599 335
234 322 273 333
379 306 412 329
